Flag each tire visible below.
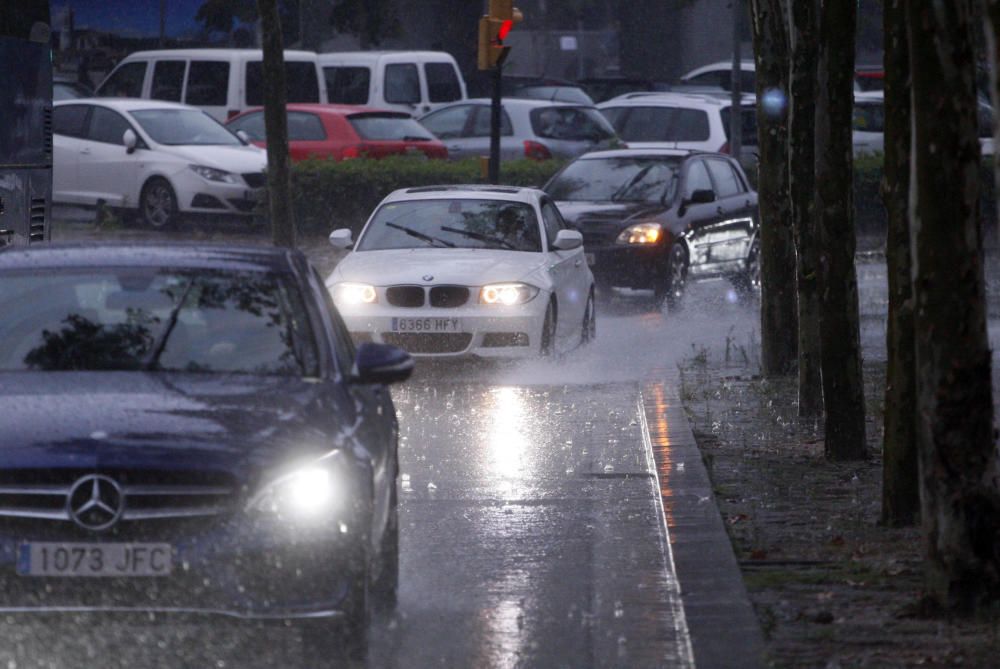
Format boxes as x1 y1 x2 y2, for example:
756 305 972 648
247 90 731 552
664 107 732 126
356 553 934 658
655 243 688 311
581 291 596 345
300 549 370 665
139 177 178 229
540 301 556 357
371 482 399 610
731 238 761 303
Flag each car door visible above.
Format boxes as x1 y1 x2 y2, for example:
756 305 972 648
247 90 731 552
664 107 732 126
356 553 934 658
541 199 586 345
468 105 521 160
703 158 755 270
52 104 90 204
419 104 477 159
677 158 722 275
77 106 141 208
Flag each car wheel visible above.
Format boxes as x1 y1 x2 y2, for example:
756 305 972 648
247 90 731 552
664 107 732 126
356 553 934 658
581 291 596 345
139 178 178 229
300 548 370 665
731 238 761 302
371 482 399 610
540 301 556 357
655 243 688 311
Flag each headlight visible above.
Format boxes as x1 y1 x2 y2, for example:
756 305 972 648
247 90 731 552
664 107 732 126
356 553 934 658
189 164 238 183
333 282 378 305
247 466 337 518
616 222 662 245
479 283 540 305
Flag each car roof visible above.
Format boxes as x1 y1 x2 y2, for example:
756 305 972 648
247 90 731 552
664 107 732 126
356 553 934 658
461 98 593 109
235 103 410 117
318 50 454 60
0 243 304 273
53 98 198 112
575 148 697 159
681 60 756 79
600 92 752 107
121 49 317 61
381 185 545 205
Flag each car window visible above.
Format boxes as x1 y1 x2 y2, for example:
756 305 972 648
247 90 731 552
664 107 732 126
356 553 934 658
246 61 320 106
130 109 241 146
419 105 473 139
313 268 356 373
540 201 565 246
349 113 434 141
0 269 319 377
287 112 327 141
515 86 594 105
87 107 132 145
720 106 759 147
97 61 146 98
853 102 885 132
424 62 462 103
546 156 680 203
53 104 89 138
687 71 726 87
227 111 266 141
706 159 742 198
684 160 713 198
150 60 185 102
185 61 229 106
604 106 711 143
384 63 421 105
53 82 87 101
357 199 542 253
470 106 513 137
530 107 615 141
324 66 371 105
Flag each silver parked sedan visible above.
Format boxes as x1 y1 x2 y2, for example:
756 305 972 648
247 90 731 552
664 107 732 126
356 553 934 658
418 98 622 161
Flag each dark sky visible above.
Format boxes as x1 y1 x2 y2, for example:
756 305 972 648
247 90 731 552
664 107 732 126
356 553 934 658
52 0 206 37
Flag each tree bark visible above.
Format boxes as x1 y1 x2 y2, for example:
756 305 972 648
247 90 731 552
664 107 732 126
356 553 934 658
908 0 1000 613
788 0 822 418
749 0 798 377
814 0 866 460
984 1 1000 246
257 0 296 248
880 0 918 526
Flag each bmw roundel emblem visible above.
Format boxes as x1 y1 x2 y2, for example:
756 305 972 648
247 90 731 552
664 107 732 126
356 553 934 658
422 274 434 282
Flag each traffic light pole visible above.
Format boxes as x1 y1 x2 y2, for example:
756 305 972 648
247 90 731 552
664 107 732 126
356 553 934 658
488 64 502 184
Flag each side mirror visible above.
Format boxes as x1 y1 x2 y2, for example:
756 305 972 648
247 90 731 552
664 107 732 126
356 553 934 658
236 129 251 144
688 188 716 204
352 342 414 385
123 129 138 154
552 228 584 251
329 228 353 249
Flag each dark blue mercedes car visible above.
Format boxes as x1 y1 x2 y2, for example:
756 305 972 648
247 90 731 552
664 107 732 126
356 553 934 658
0 243 413 662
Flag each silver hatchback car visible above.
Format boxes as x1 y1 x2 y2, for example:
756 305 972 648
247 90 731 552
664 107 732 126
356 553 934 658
418 98 622 161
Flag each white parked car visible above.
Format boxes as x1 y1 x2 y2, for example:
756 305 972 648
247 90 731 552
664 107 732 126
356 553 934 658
53 99 267 227
326 186 596 358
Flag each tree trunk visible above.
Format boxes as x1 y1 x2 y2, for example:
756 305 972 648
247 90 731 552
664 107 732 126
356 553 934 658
257 0 296 249
749 0 798 377
908 0 1000 613
880 0 919 526
985 1 1000 247
788 0 822 418
814 0 866 460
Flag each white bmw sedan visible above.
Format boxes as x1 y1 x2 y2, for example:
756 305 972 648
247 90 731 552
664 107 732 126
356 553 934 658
53 99 267 227
326 186 596 358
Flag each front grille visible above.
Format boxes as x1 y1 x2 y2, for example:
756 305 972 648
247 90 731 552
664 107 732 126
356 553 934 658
579 220 622 247
429 285 469 308
382 332 472 354
386 285 425 308
242 172 266 188
29 198 46 242
0 469 235 525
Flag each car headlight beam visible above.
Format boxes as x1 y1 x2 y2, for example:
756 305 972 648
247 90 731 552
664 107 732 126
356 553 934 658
248 466 338 518
189 164 238 184
479 283 540 305
616 222 662 245
334 282 378 306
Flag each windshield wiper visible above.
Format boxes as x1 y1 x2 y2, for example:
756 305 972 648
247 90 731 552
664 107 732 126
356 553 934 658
144 280 196 371
440 225 519 250
385 221 455 248
610 165 654 202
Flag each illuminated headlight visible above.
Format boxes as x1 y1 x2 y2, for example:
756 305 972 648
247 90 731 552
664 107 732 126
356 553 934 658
479 283 540 305
333 282 378 305
248 466 337 517
189 164 239 183
616 222 662 245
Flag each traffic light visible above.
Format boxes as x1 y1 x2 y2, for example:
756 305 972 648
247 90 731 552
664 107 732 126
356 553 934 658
478 0 523 70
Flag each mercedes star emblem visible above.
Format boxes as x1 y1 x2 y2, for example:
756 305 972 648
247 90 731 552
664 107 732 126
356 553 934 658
68 474 124 531
422 274 434 282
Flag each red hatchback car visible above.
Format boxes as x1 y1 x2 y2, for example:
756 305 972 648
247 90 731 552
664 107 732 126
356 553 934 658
225 103 448 161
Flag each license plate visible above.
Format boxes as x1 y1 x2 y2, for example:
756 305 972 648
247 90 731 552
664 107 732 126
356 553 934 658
585 253 596 266
18 542 172 577
391 317 462 333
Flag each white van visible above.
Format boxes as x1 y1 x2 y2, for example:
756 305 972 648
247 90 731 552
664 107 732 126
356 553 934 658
318 51 467 116
95 49 325 122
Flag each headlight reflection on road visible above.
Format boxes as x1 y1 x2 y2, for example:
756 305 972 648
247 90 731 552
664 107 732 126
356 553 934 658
486 387 533 486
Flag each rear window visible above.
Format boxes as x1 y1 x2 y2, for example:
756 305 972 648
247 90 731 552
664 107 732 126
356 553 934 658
324 66 371 105
424 62 462 103
529 107 616 142
720 105 758 147
349 113 434 141
245 61 320 106
602 106 711 142
186 61 229 107
287 112 327 141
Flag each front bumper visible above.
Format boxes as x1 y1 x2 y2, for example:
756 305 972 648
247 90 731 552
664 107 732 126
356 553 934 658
337 295 549 358
588 243 669 290
171 169 264 217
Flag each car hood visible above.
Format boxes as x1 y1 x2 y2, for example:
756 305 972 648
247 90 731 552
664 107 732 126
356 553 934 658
555 200 666 228
160 144 268 173
330 248 548 286
0 372 351 481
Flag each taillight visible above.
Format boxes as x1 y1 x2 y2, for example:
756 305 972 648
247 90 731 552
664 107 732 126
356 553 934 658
719 142 730 154
524 140 552 161
227 109 240 120
342 145 361 159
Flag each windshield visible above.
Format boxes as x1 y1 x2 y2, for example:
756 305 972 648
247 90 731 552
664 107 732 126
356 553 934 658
0 268 318 375
546 157 680 203
357 199 542 252
529 107 617 142
130 109 242 146
348 113 435 141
